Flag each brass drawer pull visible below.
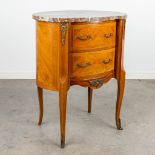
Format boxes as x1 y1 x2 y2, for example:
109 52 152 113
104 33 113 38
77 62 92 68
102 59 112 64
76 35 93 41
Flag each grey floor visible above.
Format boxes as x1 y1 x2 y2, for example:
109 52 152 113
0 80 155 155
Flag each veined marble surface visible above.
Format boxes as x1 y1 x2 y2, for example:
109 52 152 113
33 10 127 23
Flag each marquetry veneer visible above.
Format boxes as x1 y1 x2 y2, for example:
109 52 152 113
33 10 127 148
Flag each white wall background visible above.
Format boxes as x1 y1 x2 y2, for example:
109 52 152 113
0 0 155 79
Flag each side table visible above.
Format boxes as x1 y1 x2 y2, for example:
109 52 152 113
33 10 127 148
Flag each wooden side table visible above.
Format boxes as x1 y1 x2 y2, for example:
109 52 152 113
33 10 127 148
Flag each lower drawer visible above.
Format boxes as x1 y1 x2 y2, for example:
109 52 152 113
70 49 115 78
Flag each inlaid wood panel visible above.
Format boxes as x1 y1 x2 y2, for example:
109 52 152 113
33 10 127 147
36 22 60 90
70 48 115 78
71 21 116 52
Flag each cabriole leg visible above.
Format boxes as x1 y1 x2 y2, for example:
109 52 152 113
115 71 125 130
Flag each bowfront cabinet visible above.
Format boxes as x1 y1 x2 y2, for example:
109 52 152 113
33 10 127 148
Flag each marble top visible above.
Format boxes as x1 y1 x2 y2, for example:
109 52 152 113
33 10 127 23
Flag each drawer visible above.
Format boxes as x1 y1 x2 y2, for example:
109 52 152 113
70 49 115 78
71 21 116 52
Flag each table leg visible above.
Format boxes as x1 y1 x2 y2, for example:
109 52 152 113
88 87 93 113
115 71 125 130
59 82 68 148
37 87 43 126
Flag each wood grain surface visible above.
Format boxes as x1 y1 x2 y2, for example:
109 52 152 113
70 48 115 78
36 22 60 90
71 21 116 52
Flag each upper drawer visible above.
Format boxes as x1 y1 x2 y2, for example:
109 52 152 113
71 21 116 52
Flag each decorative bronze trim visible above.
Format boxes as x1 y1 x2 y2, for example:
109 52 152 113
76 62 92 68
60 23 68 46
70 71 114 88
104 33 113 38
76 35 93 41
102 59 112 64
116 118 123 130
89 79 104 88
